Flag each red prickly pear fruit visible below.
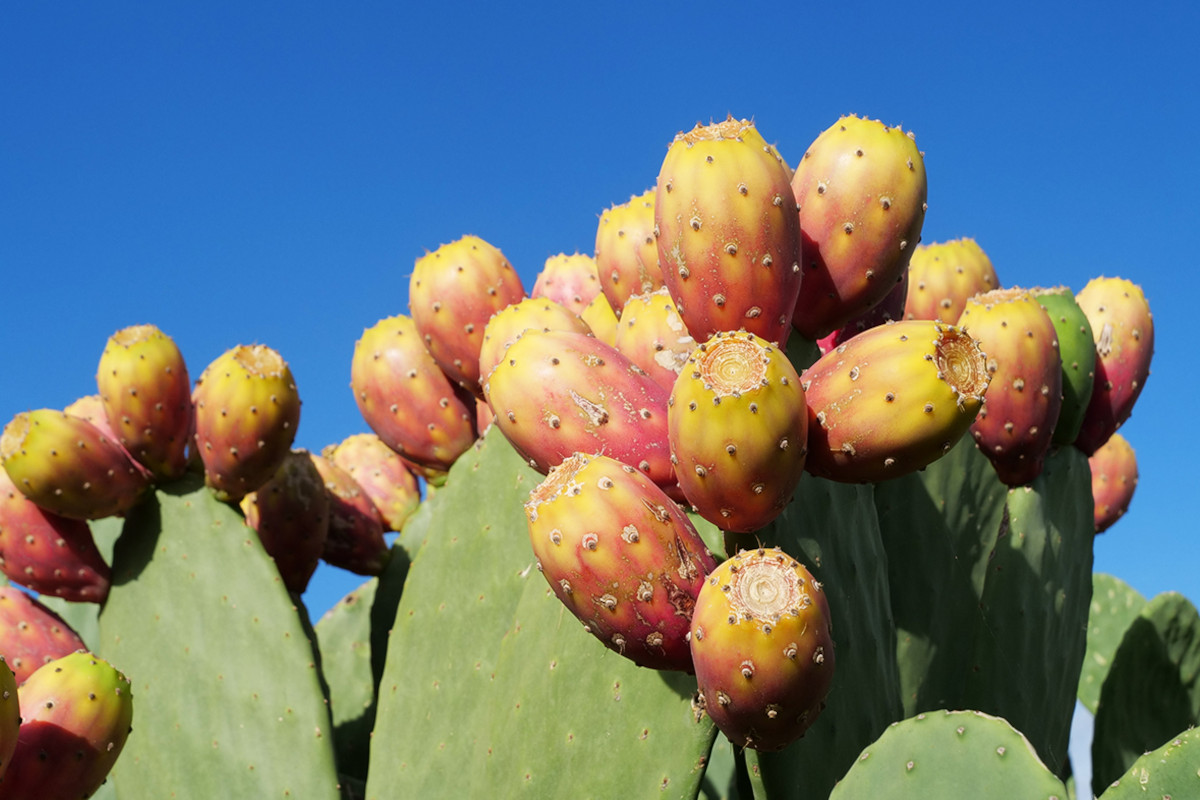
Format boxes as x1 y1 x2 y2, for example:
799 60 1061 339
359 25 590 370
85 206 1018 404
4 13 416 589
689 547 834 751
903 238 1000 323
531 252 602 316
3 651 133 800
655 115 802 348
1073 277 1154 455
816 266 909 355
524 452 716 672
95 323 193 480
351 314 478 474
62 395 121 449
1031 286 1097 446
483 329 676 494
1089 431 1138 534
669 332 807 533
1 410 149 521
0 469 110 603
595 189 664 315
325 433 420 533
802 320 990 483
958 288 1063 486
310 453 390 577
191 344 301 503
613 287 697 392
791 115 928 340
409 235 526 396
0 654 16 779
239 449 330 594
579 290 619 346
0 586 87 684
477 297 592 387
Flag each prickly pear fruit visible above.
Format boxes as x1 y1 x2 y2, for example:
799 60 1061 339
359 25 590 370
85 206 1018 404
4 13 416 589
240 449 330 594
351 314 478 473
0 655 15 780
0 468 111 603
1032 286 1096 445
689 547 834 751
524 452 716 672
325 433 420 532
1 410 148 520
579 289 619 346
791 115 927 339
2 651 133 800
595 189 664 315
191 344 301 503
958 288 1063 486
1089 431 1138 534
802 320 989 482
614 287 696 392
1073 276 1154 455
95 323 193 480
484 329 675 493
903 238 999 322
409 234 526 395
477 297 592 386
310 453 389 577
531 252 601 316
62 395 123 452
655 115 802 347
0 586 87 684
816 266 908 355
669 332 807 533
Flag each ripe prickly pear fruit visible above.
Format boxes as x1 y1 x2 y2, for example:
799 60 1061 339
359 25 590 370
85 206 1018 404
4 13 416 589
579 290 619 346
95 323 193 480
240 449 330 594
595 189 664 315
1 409 149 520
191 344 301 503
477 297 592 387
655 115 802 347
524 452 716 672
791 115 928 340
0 468 111 602
531 252 602 316
689 547 834 751
958 288 1063 486
669 332 807 533
409 235 526 396
903 238 999 323
310 453 390 577
484 329 676 493
614 287 696 392
1032 286 1097 445
325 433 420 532
0 655 16 780
1073 277 1154 455
816 266 908 355
802 320 989 482
2 651 133 800
0 586 87 684
1089 431 1138 534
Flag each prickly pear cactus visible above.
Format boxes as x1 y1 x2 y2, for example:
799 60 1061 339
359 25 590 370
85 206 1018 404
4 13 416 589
1097 726 1200 799
1077 573 1147 714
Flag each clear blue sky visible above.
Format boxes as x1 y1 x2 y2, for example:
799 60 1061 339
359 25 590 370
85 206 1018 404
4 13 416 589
3 3 1195 658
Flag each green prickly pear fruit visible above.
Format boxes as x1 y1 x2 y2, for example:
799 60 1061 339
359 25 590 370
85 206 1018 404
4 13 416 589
310 453 390 577
95 323 193 480
477 297 592 387
802 320 989 482
351 314 478 473
2 651 133 800
1031 285 1097 445
816 266 909 355
1073 276 1154 455
240 449 330 594
524 452 716 672
595 189 664 315
0 655 15 782
655 115 802 347
689 547 834 751
668 332 807 533
0 586 87 684
1089 431 1138 534
409 234 526 396
579 290 619 346
791 115 928 340
958 288 1063 486
903 238 999 322
191 344 301 503
0 409 149 520
325 433 420 532
613 287 696 392
531 252 602 316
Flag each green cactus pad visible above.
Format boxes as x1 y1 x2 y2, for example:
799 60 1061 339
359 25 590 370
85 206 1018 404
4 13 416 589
1078 573 1148 714
365 429 716 798
829 709 1069 799
315 578 379 784
1097 725 1200 799
97 476 342 799
37 515 122 650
